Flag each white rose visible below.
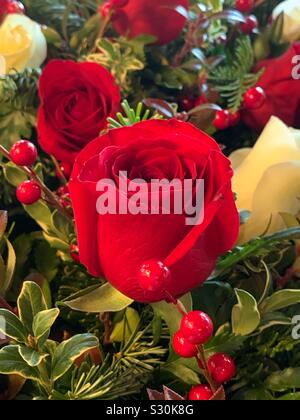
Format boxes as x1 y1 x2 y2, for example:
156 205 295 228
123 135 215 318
0 14 47 74
230 117 300 243
273 0 300 43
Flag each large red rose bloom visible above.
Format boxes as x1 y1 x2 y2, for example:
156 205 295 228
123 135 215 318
112 0 189 45
69 119 239 303
37 60 121 164
242 42 300 131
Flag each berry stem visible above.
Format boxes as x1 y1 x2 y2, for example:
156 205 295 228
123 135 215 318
173 299 220 395
0 145 73 223
51 156 68 184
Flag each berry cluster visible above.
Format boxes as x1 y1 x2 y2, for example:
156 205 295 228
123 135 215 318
235 0 258 35
9 140 42 205
213 86 266 131
172 310 236 400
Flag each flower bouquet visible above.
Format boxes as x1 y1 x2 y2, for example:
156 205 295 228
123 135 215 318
0 0 300 402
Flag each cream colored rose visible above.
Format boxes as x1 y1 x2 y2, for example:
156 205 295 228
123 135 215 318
273 0 300 43
230 117 300 243
0 14 47 74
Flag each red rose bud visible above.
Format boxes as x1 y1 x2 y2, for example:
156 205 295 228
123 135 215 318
189 385 214 401
10 140 38 167
37 60 121 164
16 180 41 205
242 43 300 132
112 0 189 45
69 119 239 303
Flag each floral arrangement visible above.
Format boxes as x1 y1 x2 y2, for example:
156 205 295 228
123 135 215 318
0 0 300 402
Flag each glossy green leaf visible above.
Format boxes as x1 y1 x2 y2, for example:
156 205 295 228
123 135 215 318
0 308 28 343
232 289 260 336
64 282 133 313
265 368 300 392
51 334 99 382
17 281 47 333
261 290 300 313
3 162 27 187
0 345 41 382
33 308 60 345
18 346 47 367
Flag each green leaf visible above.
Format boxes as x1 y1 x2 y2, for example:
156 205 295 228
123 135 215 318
265 368 300 392
0 210 8 240
64 282 133 313
34 241 59 282
163 360 200 386
17 281 47 333
24 201 55 235
110 308 140 343
51 334 99 382
278 393 300 401
18 346 47 367
33 308 60 346
205 329 246 356
151 293 192 337
0 345 40 382
0 308 28 343
261 290 300 313
232 289 260 336
2 162 27 187
3 238 16 294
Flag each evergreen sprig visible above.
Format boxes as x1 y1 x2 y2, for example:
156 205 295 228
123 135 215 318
107 100 160 129
208 37 264 111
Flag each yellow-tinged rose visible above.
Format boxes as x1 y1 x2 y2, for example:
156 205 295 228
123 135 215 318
0 14 47 74
273 0 300 43
230 117 300 243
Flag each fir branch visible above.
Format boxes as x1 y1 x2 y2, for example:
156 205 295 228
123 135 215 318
208 37 264 111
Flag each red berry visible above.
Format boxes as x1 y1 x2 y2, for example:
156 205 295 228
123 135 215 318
16 180 41 205
188 384 214 401
235 0 255 13
180 311 214 345
213 110 230 131
137 259 171 292
10 140 37 167
98 1 113 17
229 111 241 126
243 86 266 110
208 353 236 384
172 331 198 358
181 96 195 112
6 0 25 14
240 15 258 34
70 244 80 263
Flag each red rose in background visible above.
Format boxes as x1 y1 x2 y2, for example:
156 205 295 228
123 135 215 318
69 119 239 303
112 0 189 45
38 60 121 164
242 42 300 131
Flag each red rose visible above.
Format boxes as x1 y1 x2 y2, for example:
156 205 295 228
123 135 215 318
37 60 121 164
69 119 239 303
242 42 300 131
112 0 189 45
